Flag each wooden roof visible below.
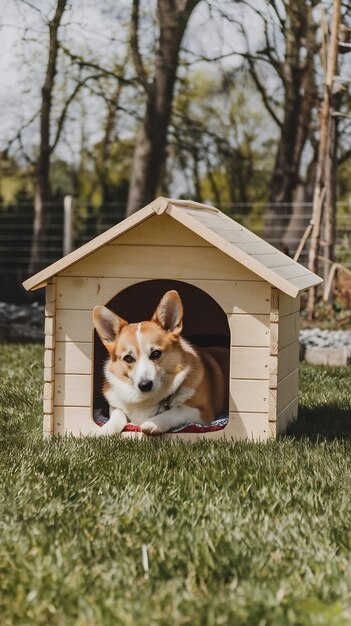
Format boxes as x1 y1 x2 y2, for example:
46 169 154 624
23 196 322 297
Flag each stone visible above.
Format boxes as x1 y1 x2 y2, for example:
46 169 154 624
304 346 351 367
0 302 44 341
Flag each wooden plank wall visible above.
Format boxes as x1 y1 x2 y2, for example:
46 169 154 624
43 278 56 437
228 313 272 440
52 215 272 440
268 288 279 438
53 281 272 440
275 292 300 435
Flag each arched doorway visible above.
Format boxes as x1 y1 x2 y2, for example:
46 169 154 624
93 279 230 423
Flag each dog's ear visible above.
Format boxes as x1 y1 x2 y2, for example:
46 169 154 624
93 306 127 354
152 290 183 335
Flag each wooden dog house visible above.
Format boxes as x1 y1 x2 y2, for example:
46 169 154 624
23 197 322 441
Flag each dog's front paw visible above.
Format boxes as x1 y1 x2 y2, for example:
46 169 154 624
102 422 124 435
140 420 165 435
100 409 127 435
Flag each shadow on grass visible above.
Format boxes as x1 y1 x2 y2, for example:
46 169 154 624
287 406 351 441
0 326 44 344
0 337 43 345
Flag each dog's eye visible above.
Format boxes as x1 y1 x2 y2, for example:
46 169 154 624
123 354 135 364
150 350 161 360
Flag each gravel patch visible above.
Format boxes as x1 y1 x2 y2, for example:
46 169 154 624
300 329 351 365
0 302 44 341
300 328 351 350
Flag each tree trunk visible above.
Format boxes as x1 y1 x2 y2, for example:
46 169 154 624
282 184 311 260
126 0 200 215
307 0 340 318
28 0 67 275
323 113 338 284
282 150 317 259
263 2 317 248
99 77 125 206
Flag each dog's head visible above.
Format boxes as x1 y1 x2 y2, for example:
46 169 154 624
93 290 186 397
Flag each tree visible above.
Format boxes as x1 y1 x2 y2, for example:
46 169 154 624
170 68 274 208
4 1 130 273
265 2 318 248
229 1 318 249
28 0 68 274
126 0 201 215
307 0 341 317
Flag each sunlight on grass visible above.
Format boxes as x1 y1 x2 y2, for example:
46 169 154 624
0 344 351 625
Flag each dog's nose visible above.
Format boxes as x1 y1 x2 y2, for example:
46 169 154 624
138 379 153 392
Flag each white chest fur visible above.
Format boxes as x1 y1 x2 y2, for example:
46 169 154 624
104 365 194 425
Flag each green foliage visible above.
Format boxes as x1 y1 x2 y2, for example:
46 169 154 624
1 345 351 625
300 298 351 330
0 188 35 276
69 137 133 209
0 154 34 205
172 68 276 209
338 161 351 204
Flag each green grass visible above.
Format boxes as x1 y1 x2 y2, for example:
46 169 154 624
1 344 351 626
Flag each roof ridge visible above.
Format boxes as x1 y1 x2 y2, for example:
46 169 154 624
166 197 219 214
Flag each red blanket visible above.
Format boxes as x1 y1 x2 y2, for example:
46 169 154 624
94 410 228 433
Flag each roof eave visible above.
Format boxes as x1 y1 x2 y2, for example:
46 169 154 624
22 199 167 291
165 202 323 298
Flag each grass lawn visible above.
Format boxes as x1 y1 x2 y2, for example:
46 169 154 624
1 343 351 626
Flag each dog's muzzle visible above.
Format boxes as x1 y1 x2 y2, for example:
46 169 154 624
138 379 153 392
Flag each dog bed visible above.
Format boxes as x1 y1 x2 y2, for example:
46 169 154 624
93 409 228 433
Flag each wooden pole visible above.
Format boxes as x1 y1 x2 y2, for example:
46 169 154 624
307 0 340 320
293 222 313 262
63 195 74 257
323 105 338 294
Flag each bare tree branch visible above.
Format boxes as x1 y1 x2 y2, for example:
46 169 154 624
61 46 133 85
269 0 286 30
180 47 243 65
130 0 152 95
205 10 283 126
5 109 40 158
240 30 282 126
82 83 143 122
17 130 37 166
50 73 105 153
17 0 46 20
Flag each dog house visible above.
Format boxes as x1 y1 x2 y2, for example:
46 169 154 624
23 197 322 441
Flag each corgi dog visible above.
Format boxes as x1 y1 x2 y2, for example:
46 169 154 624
92 290 228 436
